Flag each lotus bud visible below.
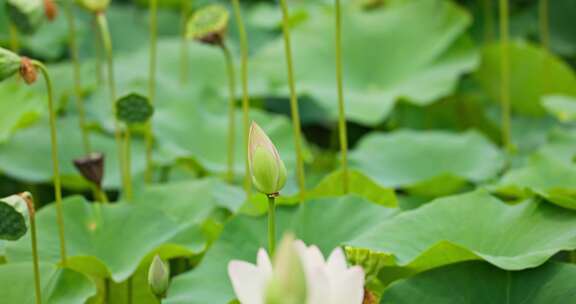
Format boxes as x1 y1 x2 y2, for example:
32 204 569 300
186 4 229 46
0 192 32 241
5 0 44 34
73 152 105 188
0 47 21 82
19 57 38 85
76 0 110 13
43 0 57 21
248 122 287 196
265 234 307 304
115 93 154 125
148 255 170 298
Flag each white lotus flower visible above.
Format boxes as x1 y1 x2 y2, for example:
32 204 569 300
228 239 365 304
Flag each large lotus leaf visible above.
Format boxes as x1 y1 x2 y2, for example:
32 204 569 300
542 95 576 122
534 128 576 165
380 261 576 304
494 154 576 210
4 196 198 282
250 0 477 125
348 190 576 279
474 41 576 116
350 130 504 195
0 116 146 190
0 79 43 143
0 262 96 303
164 195 395 304
548 0 576 57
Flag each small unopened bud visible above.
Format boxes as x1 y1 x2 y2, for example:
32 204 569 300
265 234 307 304
186 5 229 46
115 93 154 124
76 0 110 13
248 122 287 196
0 47 21 82
148 255 170 298
0 193 31 241
74 152 105 188
19 57 38 85
6 0 44 34
43 0 57 21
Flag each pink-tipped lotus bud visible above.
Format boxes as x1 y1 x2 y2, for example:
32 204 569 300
248 122 287 196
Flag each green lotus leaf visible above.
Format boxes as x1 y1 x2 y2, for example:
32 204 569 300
347 190 576 282
0 262 96 303
350 130 504 196
164 196 396 304
251 0 478 125
542 95 576 122
380 261 576 304
548 0 576 56
5 0 44 34
0 79 43 143
493 154 576 210
474 41 576 116
0 194 29 241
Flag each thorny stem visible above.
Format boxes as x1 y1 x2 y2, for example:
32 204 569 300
96 12 128 194
334 0 349 194
231 0 252 194
180 0 190 85
32 61 68 266
9 23 20 52
64 1 91 153
221 43 236 184
144 0 158 184
267 195 276 255
279 0 306 201
26 199 42 304
498 0 512 152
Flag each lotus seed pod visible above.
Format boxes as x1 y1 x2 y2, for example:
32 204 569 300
76 0 110 13
248 122 287 196
265 235 307 304
19 57 38 85
5 0 44 34
148 255 170 298
115 93 154 124
186 4 229 46
43 0 57 21
0 47 21 82
0 193 31 241
73 152 105 188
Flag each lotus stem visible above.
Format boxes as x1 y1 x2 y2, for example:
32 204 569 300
267 195 276 255
482 0 494 43
127 276 133 304
231 0 252 194
32 61 68 265
539 0 550 92
124 127 133 201
9 23 20 52
279 0 306 201
96 12 128 194
221 43 236 184
180 0 190 85
64 0 91 153
25 197 42 304
498 0 512 152
145 0 158 184
334 0 349 194
94 17 104 85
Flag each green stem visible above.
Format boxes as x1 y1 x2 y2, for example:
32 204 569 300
221 43 236 184
96 12 127 193
9 22 20 52
279 0 306 201
180 0 190 85
231 0 252 194
92 184 109 203
32 61 68 266
145 0 158 184
334 0 349 194
127 276 133 304
124 128 133 201
498 0 512 152
267 195 276 255
94 17 104 85
482 0 494 43
539 0 550 92
64 1 91 153
104 277 110 304
29 206 42 304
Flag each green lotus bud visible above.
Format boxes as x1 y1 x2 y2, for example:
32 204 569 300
148 255 170 298
186 4 229 46
76 0 110 13
0 192 32 241
0 47 21 82
115 93 154 124
248 122 287 196
265 234 307 304
5 0 44 34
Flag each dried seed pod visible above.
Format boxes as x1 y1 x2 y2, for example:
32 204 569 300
186 4 229 46
0 193 31 241
115 93 154 124
19 57 38 85
43 0 57 21
73 152 105 188
0 47 21 82
5 0 44 34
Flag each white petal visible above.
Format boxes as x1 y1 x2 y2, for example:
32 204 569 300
306 267 332 304
228 261 267 304
326 247 348 277
331 266 365 304
256 248 273 276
